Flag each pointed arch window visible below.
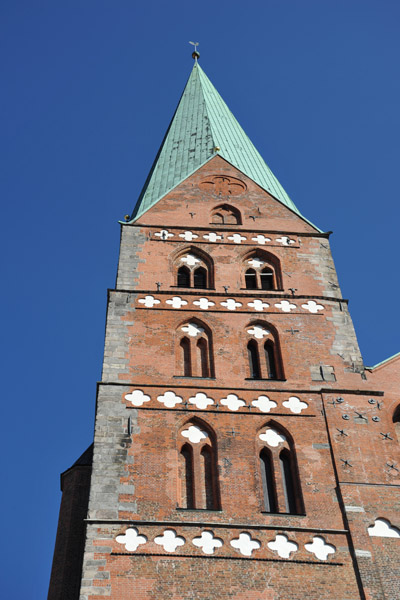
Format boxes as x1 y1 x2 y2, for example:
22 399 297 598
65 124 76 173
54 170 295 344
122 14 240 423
210 204 241 225
257 424 303 515
178 420 220 510
246 323 283 380
174 249 213 289
176 320 214 378
393 405 400 444
243 252 281 290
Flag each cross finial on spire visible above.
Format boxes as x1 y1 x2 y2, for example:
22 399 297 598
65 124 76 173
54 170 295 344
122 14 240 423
189 41 200 61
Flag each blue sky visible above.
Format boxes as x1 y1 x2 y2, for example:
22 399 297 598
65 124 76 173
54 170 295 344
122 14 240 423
1 1 399 597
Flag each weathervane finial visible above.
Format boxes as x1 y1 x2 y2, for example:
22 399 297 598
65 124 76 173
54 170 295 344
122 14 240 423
189 41 200 61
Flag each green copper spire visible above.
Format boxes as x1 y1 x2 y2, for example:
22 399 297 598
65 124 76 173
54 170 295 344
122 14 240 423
130 62 316 228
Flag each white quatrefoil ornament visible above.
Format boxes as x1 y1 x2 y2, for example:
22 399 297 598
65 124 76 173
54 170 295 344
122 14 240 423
247 257 265 268
157 391 183 408
251 395 277 413
301 300 324 313
275 300 296 313
247 326 270 339
227 234 246 244
368 518 400 538
220 298 242 311
179 231 198 241
154 229 173 239
283 396 308 414
116 528 147 552
166 296 188 308
247 299 270 312
203 232 222 242
259 428 286 447
125 389 151 407
181 323 204 337
181 425 208 444
138 295 161 308
180 254 201 266
188 392 214 410
267 534 298 558
230 532 261 557
276 236 295 246
252 234 271 245
193 297 215 310
192 531 223 554
305 536 336 560
220 393 246 412
154 529 185 552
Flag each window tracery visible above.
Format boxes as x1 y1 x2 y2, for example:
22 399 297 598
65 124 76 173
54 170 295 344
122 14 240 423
176 320 214 378
243 250 281 290
174 248 213 289
210 204 241 225
246 322 283 380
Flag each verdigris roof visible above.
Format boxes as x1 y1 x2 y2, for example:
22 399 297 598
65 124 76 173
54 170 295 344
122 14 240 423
130 62 316 229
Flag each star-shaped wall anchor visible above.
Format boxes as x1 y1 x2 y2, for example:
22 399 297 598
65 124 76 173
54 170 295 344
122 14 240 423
340 459 352 468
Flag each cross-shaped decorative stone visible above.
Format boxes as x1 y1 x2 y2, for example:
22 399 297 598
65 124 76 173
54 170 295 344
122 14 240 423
138 295 161 308
157 390 183 408
180 254 201 266
125 389 151 407
259 428 286 447
154 529 186 552
267 534 298 558
247 299 270 312
283 396 308 414
203 232 222 242
368 518 400 538
247 325 270 339
251 395 277 413
230 532 261 556
188 392 214 410
220 393 246 412
179 231 198 241
275 300 296 313
252 234 271 245
181 323 204 337
227 233 247 244
247 257 265 268
154 229 173 239
193 297 215 310
220 298 242 311
166 296 188 309
192 531 223 555
304 536 336 560
276 236 295 246
116 528 147 552
301 300 324 313
181 425 208 444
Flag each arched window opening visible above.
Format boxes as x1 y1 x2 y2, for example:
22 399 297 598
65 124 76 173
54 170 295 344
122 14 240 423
181 444 195 509
393 406 400 443
178 420 220 511
201 446 217 510
245 269 257 290
248 340 261 379
260 268 274 290
180 337 192 377
177 266 190 288
264 340 277 380
210 204 241 225
177 321 214 378
280 449 297 514
260 449 277 513
193 267 207 289
197 338 210 378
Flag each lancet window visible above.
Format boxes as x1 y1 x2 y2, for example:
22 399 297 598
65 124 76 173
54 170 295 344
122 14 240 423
246 323 283 380
243 251 281 290
174 248 213 289
210 204 241 225
176 320 214 378
178 420 220 510
393 405 400 444
257 423 303 515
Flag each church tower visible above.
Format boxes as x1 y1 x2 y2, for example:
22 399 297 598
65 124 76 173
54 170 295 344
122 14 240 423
48 57 400 600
